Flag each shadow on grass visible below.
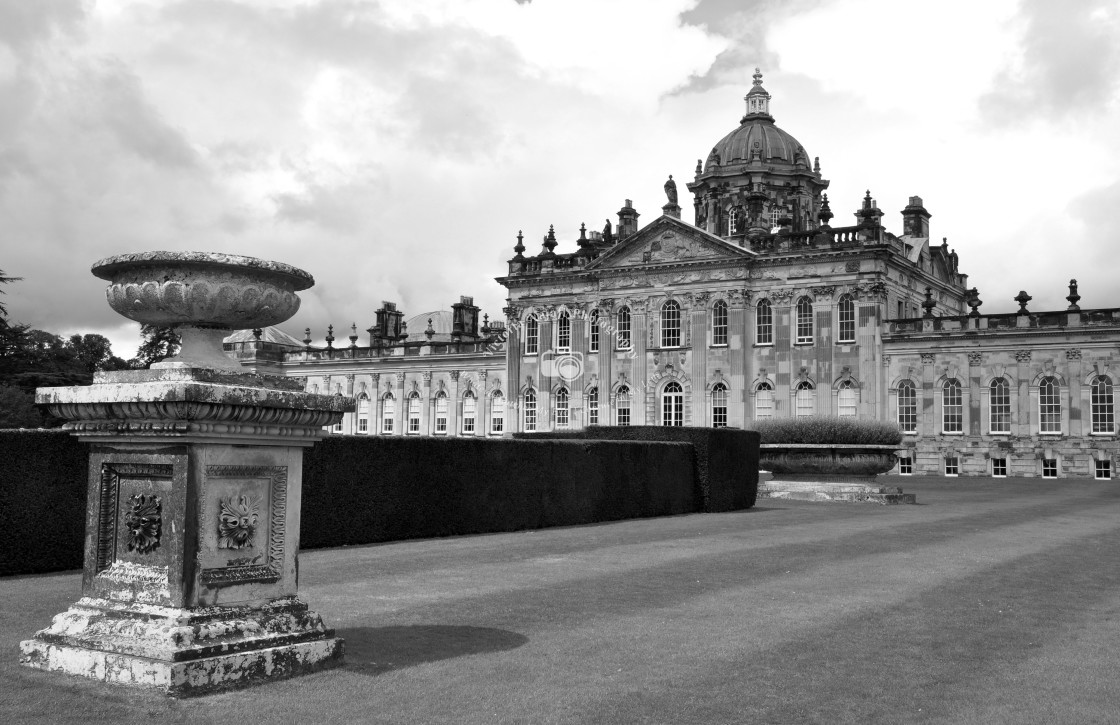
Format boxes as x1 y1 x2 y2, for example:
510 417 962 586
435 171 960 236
337 625 529 676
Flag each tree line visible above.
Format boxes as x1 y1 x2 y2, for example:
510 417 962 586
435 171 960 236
0 269 181 428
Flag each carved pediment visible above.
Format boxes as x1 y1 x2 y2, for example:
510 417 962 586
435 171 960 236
587 216 754 271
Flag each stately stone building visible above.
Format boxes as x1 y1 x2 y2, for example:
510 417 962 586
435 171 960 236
227 71 1120 479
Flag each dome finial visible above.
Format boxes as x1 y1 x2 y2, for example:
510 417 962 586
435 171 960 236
743 67 772 121
753 67 763 86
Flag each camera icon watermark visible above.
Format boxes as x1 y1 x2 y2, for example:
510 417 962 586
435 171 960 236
540 349 584 381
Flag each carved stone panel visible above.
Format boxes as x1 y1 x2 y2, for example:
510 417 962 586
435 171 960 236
96 463 173 574
200 466 287 586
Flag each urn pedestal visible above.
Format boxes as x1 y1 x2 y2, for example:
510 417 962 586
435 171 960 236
758 444 916 504
19 253 353 696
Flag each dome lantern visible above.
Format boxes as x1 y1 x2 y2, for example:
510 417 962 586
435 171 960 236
742 68 773 123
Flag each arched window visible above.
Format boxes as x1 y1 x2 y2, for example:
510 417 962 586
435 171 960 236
756 299 773 345
728 207 741 235
755 382 774 420
589 310 600 352
662 381 684 426
555 387 570 429
711 383 728 427
524 314 539 355
989 378 1011 434
837 295 855 343
356 394 370 434
837 380 856 417
617 306 631 350
557 310 571 351
661 300 681 348
1039 376 1061 434
616 386 631 426
897 380 917 434
943 379 962 433
795 381 815 417
407 392 421 434
588 387 599 426
795 296 814 344
523 389 537 431
490 391 504 434
434 391 448 434
712 300 728 346
1092 375 1114 434
462 391 476 435
381 393 395 434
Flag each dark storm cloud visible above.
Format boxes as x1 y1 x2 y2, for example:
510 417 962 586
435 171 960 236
980 0 1120 124
672 0 824 94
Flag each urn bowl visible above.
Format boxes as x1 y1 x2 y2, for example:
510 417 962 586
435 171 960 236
92 251 314 330
92 251 315 371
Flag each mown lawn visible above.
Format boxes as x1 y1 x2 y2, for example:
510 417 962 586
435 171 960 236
3 475 1119 724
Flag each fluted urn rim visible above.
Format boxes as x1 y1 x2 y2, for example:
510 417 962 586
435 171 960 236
91 251 314 291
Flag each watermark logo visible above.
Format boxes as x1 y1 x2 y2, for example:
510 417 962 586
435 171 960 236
541 349 584 381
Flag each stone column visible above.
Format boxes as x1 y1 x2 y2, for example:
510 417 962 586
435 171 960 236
395 372 407 434
449 371 461 436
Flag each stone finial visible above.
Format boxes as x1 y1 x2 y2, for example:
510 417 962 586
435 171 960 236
966 288 982 317
303 328 312 348
543 225 557 253
1067 279 1081 311
349 323 358 348
813 156 820 174
1015 290 1032 315
425 318 435 340
922 288 936 318
818 193 833 226
325 325 334 349
252 328 262 340
513 230 525 258
695 158 702 175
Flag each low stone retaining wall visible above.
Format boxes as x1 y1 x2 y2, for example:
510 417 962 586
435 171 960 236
1 430 704 576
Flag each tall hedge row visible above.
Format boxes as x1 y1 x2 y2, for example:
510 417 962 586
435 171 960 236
0 430 90 576
515 426 759 512
299 436 697 549
1 432 704 576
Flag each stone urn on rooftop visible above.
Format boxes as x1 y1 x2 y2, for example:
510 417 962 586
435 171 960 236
21 251 352 696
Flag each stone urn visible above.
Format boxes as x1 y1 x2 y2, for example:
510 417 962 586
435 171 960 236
758 444 914 504
23 252 351 696
92 251 314 371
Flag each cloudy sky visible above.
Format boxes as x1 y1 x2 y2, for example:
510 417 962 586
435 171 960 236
2 0 1119 357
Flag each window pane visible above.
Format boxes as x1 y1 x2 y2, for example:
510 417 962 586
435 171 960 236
796 297 813 344
617 307 631 349
711 383 727 427
795 381 814 417
490 392 504 433
558 311 571 350
525 315 539 354
1039 376 1061 433
661 301 681 348
838 381 856 417
588 387 599 426
838 296 855 343
555 388 570 429
943 379 962 433
712 301 728 346
382 396 395 433
523 391 536 431
755 382 773 420
989 378 1011 433
590 310 600 352
756 300 773 345
463 393 476 434
898 381 917 433
616 386 630 426
662 381 683 426
1092 376 1114 433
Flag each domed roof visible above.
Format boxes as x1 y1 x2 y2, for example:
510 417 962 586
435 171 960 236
223 326 305 347
707 119 811 170
405 310 454 335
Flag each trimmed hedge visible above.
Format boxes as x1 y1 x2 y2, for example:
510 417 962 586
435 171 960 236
0 430 89 576
515 426 759 512
300 436 697 549
754 417 902 445
1 431 707 576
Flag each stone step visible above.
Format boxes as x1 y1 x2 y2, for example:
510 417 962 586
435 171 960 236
758 482 917 505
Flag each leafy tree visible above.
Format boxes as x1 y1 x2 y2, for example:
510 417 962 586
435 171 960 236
68 334 129 374
130 325 181 368
0 268 21 319
0 384 46 428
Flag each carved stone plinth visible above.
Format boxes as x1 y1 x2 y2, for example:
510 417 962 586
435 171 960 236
21 366 353 696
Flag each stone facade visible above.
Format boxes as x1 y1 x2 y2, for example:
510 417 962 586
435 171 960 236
231 72 1120 479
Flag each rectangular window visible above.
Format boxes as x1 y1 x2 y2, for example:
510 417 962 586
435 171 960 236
899 457 913 475
590 311 600 352
616 390 631 426
462 396 476 435
435 396 448 435
992 458 1007 477
945 456 959 476
358 418 368 433
617 309 631 350
1039 378 1062 434
712 302 728 346
333 420 343 433
490 395 504 434
756 302 773 345
989 379 1011 434
796 298 814 345
1042 458 1058 478
898 383 917 434
1095 459 1111 480
588 389 599 426
837 297 855 344
382 399 395 434
755 386 774 420
407 396 421 434
943 381 963 433
523 395 536 432
837 385 857 417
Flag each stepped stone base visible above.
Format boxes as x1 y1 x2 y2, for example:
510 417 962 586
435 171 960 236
19 596 343 697
759 480 917 505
